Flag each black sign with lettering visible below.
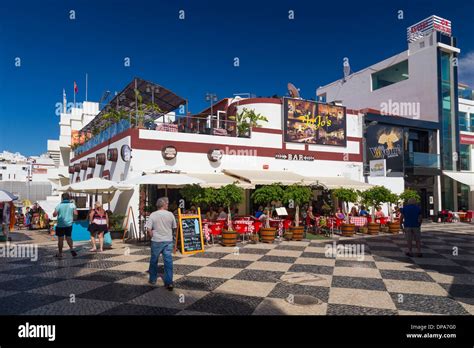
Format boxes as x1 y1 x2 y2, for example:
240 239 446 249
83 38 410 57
176 208 204 255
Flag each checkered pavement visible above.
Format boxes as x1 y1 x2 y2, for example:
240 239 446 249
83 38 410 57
0 223 473 315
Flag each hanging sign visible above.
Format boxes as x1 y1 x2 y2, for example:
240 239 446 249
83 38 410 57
275 153 314 161
162 146 177 160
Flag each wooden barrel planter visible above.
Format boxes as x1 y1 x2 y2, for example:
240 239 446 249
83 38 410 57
283 231 293 241
388 222 400 234
367 222 380 235
290 226 305 241
341 223 355 237
260 228 276 243
221 230 238 247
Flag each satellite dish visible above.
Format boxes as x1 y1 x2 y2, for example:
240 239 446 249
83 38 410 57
287 83 300 98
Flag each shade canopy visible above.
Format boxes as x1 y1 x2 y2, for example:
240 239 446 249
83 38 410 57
443 171 474 191
36 198 60 221
60 177 133 193
306 176 374 191
223 169 314 186
186 172 254 189
0 189 18 202
123 173 204 187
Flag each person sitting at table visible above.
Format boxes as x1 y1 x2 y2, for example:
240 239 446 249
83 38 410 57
375 206 385 218
349 206 359 217
205 207 218 221
359 205 369 217
393 206 401 220
305 206 316 232
217 207 227 220
254 206 264 219
335 208 345 220
258 208 271 227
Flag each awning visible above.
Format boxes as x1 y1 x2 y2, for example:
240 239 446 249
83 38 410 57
122 173 204 187
60 177 133 193
187 173 254 189
306 176 374 190
443 171 474 191
222 169 314 186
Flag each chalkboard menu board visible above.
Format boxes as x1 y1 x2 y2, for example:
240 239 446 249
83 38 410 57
175 208 204 255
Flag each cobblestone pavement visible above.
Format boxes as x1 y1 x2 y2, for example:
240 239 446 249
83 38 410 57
0 222 472 315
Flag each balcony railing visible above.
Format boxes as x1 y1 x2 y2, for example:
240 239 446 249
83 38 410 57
73 119 131 156
73 115 247 156
460 124 474 132
405 152 440 169
153 115 242 137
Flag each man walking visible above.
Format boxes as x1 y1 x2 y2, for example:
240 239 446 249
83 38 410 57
146 197 176 290
400 197 423 257
53 193 78 258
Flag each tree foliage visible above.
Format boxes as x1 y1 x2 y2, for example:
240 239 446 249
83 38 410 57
251 183 284 207
399 189 420 203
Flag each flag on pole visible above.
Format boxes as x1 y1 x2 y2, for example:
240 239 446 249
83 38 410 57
74 81 78 94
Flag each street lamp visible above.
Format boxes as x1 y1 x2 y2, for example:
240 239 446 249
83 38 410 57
205 93 218 116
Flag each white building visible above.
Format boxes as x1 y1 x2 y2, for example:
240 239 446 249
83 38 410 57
46 93 100 194
317 15 473 212
68 78 368 239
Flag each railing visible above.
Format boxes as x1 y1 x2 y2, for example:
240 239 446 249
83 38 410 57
458 88 474 101
154 115 243 137
460 124 474 132
405 152 440 168
73 119 131 156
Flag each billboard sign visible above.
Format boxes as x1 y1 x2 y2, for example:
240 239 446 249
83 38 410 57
366 125 404 173
283 98 346 146
407 15 451 43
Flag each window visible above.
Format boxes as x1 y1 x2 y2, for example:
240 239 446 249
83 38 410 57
470 113 474 132
372 60 409 91
459 111 467 131
460 144 471 171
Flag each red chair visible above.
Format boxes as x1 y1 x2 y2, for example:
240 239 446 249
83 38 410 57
234 222 250 242
253 220 262 234
367 216 372 223
378 217 388 225
466 211 473 222
209 222 224 245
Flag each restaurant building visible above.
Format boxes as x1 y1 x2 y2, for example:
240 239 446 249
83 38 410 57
317 15 474 214
67 78 368 238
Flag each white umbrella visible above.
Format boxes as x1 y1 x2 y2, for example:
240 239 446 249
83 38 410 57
123 173 204 186
0 189 18 202
62 177 133 193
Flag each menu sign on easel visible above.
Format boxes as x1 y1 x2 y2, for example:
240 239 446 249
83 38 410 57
175 208 204 255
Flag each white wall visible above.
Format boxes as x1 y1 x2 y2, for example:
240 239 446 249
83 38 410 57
317 32 442 122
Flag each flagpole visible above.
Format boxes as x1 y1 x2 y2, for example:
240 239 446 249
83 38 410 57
73 82 76 107
85 73 88 101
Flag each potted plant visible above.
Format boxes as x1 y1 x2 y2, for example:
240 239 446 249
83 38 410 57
228 107 268 137
386 192 400 234
108 214 125 239
332 188 358 236
282 183 312 240
360 186 393 235
251 183 284 243
215 184 244 247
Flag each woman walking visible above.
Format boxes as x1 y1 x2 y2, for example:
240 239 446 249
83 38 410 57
88 202 109 252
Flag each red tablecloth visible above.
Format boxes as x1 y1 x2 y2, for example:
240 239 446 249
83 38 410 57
349 216 368 227
156 123 178 132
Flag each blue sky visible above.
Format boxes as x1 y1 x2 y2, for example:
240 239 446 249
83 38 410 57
1 0 473 156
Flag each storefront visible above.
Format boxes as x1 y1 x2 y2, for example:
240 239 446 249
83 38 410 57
68 79 366 239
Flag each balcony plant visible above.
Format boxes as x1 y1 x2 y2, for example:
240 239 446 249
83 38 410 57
332 187 358 236
251 183 284 243
228 107 268 137
282 183 312 240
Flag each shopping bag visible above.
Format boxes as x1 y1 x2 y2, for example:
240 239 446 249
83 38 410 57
104 231 112 248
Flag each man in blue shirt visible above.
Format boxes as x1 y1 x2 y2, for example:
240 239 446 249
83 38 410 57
53 193 78 258
400 198 422 257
